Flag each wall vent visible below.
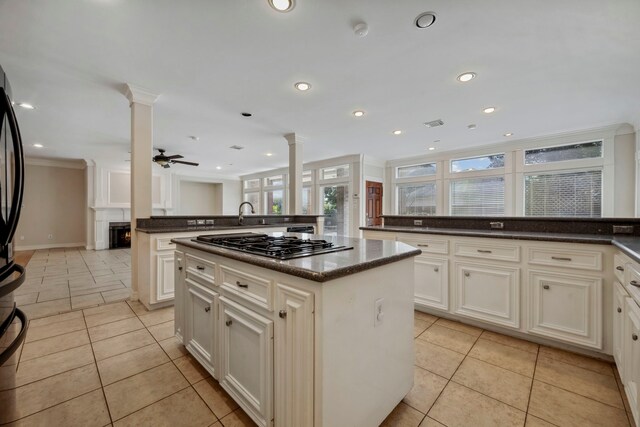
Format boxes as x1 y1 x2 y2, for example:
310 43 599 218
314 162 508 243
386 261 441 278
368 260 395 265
229 145 244 150
424 119 444 128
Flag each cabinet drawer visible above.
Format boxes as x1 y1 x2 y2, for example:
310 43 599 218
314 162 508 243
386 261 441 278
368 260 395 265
220 265 274 311
397 237 449 255
186 254 216 287
614 253 628 283
454 241 520 262
626 264 640 302
156 237 176 251
528 247 602 271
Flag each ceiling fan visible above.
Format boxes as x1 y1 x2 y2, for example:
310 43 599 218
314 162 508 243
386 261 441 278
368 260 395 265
152 148 199 168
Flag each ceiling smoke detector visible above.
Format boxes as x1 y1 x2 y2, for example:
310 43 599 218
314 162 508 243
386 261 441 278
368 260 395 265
229 145 244 150
415 12 436 28
424 119 444 128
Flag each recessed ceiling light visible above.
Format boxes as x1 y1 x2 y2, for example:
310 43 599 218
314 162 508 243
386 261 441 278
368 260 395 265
353 110 365 117
392 130 402 135
19 103 35 110
457 72 476 82
428 147 436 151
269 0 294 12
415 12 436 28
467 124 477 130
483 107 496 114
33 143 43 148
216 166 222 170
504 132 513 137
266 153 273 157
294 82 311 91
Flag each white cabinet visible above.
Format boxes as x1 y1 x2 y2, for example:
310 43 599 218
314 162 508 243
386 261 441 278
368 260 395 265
185 278 218 377
156 253 175 302
625 298 640 427
174 250 185 342
453 262 520 328
528 270 602 349
614 281 629 376
219 296 274 427
414 258 448 311
274 283 314 427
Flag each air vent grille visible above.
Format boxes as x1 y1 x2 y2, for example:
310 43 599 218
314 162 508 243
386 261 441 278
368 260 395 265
424 119 444 128
229 145 244 150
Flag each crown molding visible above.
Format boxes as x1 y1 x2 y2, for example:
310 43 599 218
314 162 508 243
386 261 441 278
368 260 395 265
124 83 160 106
284 133 306 145
25 157 87 169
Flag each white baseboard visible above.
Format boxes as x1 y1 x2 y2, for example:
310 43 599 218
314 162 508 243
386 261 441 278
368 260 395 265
15 242 87 251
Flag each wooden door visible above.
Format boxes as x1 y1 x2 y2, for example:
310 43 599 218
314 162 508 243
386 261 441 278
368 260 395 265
366 181 383 226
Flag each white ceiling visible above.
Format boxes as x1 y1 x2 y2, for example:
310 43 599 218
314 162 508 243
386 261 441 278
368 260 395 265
1 0 639 175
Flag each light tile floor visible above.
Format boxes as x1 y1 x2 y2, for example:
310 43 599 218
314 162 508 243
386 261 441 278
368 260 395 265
1 303 633 426
15 247 132 319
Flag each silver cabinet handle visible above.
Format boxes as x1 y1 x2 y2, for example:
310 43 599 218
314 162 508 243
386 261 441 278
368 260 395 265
196 265 205 271
617 266 625 272
633 334 638 341
631 280 640 287
279 310 287 319
551 256 572 261
543 285 550 290
464 272 470 277
226 320 232 327
618 307 622 313
477 249 492 253
204 306 210 312
417 244 429 247
236 281 249 288
434 267 439 272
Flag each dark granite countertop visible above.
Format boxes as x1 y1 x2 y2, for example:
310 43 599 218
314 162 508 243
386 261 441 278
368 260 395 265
137 223 314 234
612 237 640 264
172 233 421 282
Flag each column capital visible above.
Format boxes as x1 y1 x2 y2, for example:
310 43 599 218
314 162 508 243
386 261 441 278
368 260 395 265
284 133 306 146
124 83 160 106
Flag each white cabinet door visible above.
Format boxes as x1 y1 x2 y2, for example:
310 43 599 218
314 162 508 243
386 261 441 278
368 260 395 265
528 270 602 349
453 262 520 328
219 296 273 427
174 250 185 342
185 278 218 377
274 283 314 427
614 281 629 379
414 258 448 311
624 298 640 427
156 253 175 302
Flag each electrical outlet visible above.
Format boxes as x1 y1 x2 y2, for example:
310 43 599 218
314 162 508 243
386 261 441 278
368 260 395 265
47 234 53 240
413 220 423 226
374 298 384 327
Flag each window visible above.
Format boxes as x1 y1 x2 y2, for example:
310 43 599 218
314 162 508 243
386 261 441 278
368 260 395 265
397 163 436 178
263 175 284 187
243 179 260 190
303 170 313 184
321 164 349 180
450 177 505 216
525 141 602 165
302 187 312 214
322 185 349 236
265 189 284 214
397 183 436 215
243 192 260 213
524 170 602 217
451 154 505 173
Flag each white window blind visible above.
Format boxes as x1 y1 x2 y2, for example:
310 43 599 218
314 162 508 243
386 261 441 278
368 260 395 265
524 170 602 217
398 183 436 215
450 177 504 216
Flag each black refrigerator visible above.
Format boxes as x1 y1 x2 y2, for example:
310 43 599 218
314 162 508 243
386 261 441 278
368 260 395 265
0 64 27 369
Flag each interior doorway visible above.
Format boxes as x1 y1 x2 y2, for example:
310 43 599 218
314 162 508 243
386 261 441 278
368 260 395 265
366 181 383 226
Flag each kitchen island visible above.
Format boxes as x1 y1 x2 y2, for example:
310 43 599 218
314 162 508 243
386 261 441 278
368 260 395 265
172 233 421 427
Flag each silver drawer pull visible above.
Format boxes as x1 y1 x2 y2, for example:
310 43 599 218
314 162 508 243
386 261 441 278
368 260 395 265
631 280 640 287
464 272 470 277
543 285 550 290
477 249 492 253
236 281 249 288
434 267 439 272
551 256 572 261
618 307 622 313
417 244 429 247
226 320 232 327
204 307 210 313
279 310 287 319
196 265 205 271
617 266 625 272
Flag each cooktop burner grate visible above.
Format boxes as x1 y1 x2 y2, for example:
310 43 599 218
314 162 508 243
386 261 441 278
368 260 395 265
194 233 353 260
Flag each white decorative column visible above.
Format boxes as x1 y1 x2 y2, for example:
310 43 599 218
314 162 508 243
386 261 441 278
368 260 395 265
285 133 304 215
125 84 159 301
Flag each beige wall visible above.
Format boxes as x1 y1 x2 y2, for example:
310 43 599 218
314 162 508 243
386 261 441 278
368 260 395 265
16 163 86 249
178 181 222 215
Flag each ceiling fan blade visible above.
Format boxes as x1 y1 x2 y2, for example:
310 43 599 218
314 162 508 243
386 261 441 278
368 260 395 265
165 154 183 160
171 160 199 167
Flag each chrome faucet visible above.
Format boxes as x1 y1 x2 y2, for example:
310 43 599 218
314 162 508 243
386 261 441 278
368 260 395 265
238 201 255 225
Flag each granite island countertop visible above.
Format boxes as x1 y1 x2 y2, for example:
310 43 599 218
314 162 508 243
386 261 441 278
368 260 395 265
172 233 421 282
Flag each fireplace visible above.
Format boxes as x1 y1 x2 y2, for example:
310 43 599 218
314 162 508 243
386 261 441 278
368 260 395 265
109 222 131 249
